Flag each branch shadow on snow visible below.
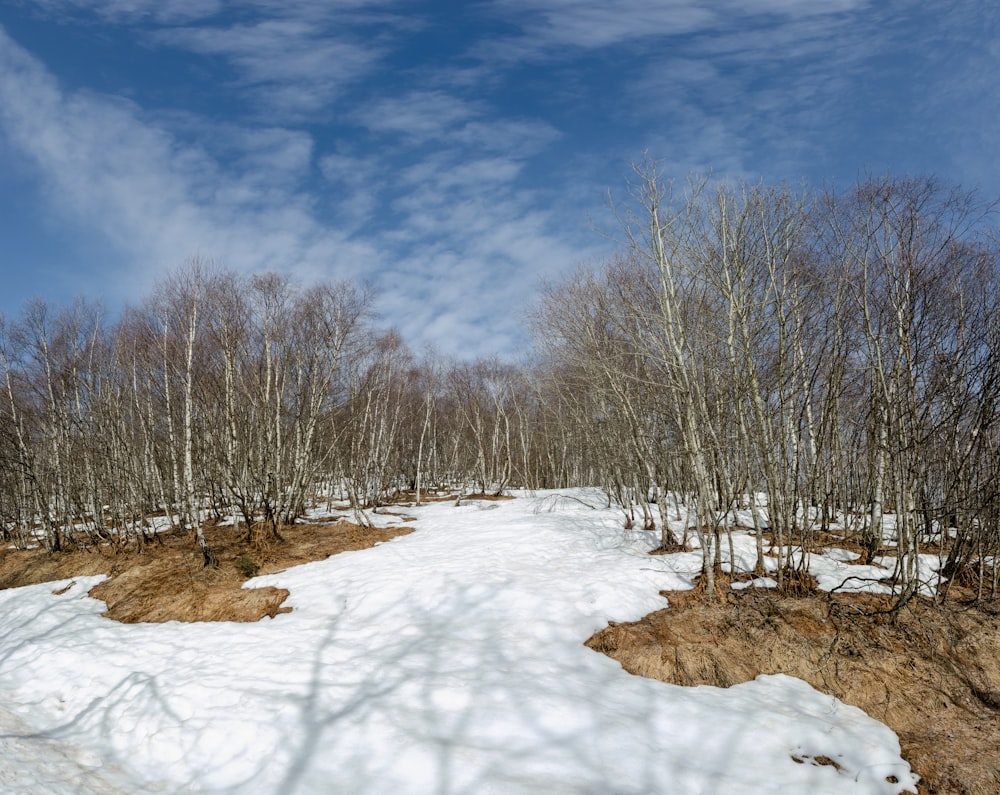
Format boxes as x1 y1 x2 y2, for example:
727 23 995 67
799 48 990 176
0 513 917 794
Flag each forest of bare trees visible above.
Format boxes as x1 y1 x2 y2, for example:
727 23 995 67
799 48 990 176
1 169 999 609
537 167 1000 609
0 262 542 567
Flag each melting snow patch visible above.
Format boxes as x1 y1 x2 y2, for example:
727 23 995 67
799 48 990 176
732 576 778 590
0 489 919 794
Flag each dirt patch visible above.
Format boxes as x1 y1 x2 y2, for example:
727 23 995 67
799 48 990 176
1 519 412 624
587 588 1000 795
384 490 459 505
0 544 113 590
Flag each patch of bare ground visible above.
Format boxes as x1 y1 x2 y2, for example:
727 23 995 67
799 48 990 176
461 492 516 501
384 489 459 505
586 583 1000 795
0 519 411 624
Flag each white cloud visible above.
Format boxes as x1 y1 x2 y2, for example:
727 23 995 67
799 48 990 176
595 0 897 183
316 151 385 233
21 0 391 25
8 0 984 361
353 90 480 142
484 0 869 54
0 24 593 357
400 155 525 192
155 19 384 115
482 0 715 53
0 25 372 299
352 89 561 156
22 0 224 24
23 1 397 117
452 118 561 155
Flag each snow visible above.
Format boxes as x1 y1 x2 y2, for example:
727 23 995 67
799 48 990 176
731 576 778 590
0 489 918 794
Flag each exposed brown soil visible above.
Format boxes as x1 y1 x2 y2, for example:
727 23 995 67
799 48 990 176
384 489 462 505
7 502 996 792
587 585 1000 795
0 519 412 623
380 489 514 507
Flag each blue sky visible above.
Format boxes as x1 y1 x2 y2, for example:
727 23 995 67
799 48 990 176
1 1 997 357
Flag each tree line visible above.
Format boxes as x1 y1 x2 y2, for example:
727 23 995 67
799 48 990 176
0 266 554 566
536 166 1000 607
1 167 999 606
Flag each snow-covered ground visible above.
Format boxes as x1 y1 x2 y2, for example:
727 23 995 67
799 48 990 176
0 489 918 794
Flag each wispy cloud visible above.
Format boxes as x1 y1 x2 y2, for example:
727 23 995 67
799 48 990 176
478 0 867 60
352 89 561 156
2 0 995 359
482 0 716 53
353 90 480 142
893 2 1000 191
0 21 590 356
20 0 224 24
587 2 895 179
24 1 400 117
0 25 373 299
20 0 391 25
155 19 386 116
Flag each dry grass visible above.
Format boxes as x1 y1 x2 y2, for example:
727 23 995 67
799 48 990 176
384 490 459 505
587 587 1000 795
8 503 996 791
0 519 412 624
461 492 516 501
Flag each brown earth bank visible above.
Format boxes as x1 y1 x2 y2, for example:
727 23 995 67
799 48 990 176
0 518 412 623
587 583 1000 795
